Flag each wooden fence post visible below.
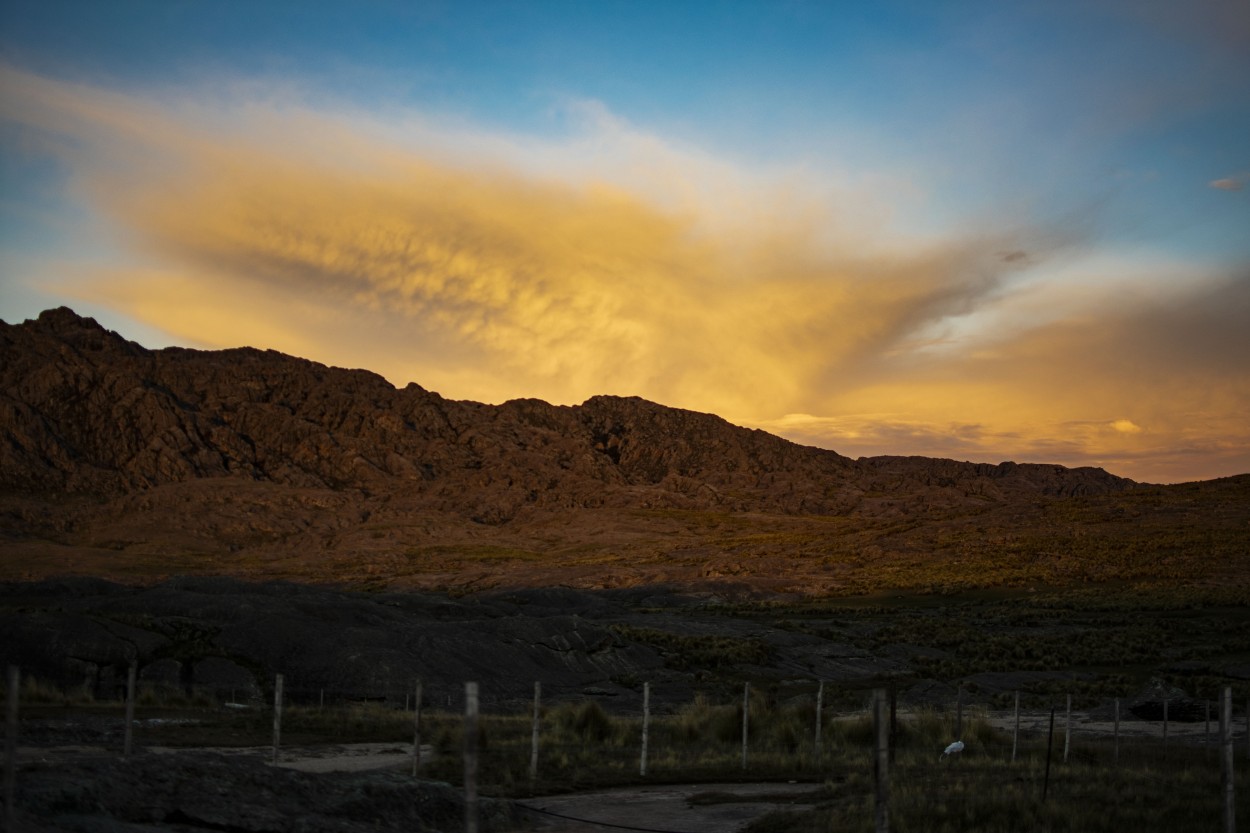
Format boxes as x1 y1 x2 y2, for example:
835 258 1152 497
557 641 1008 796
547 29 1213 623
1043 707 1055 802
1012 691 1020 763
5 666 17 833
412 679 423 777
741 682 750 770
955 684 963 739
272 674 284 765
1063 693 1071 764
530 682 541 783
874 688 890 833
1221 687 1235 833
889 686 897 765
1163 695 1169 751
1207 699 1212 753
123 660 137 758
640 682 650 777
814 680 823 757
464 682 479 833
1114 698 1120 767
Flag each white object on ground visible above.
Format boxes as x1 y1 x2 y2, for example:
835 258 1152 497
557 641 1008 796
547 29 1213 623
940 740 965 760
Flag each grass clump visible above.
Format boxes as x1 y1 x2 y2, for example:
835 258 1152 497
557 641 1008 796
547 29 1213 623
552 700 615 743
9 674 96 706
749 752 1248 833
135 684 216 708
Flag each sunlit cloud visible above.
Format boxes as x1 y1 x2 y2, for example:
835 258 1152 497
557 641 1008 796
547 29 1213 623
1 67 1017 412
2 65 1247 483
1209 174 1247 191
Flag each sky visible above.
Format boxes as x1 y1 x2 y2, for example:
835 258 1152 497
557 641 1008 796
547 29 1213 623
1 1 1247 484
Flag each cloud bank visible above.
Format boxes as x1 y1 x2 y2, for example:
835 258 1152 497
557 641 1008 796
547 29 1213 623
2 66 1247 483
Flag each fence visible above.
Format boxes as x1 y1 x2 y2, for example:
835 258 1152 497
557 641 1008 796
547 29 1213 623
3 664 1248 832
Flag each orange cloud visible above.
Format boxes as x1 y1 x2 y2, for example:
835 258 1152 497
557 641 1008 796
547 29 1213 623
3 65 1247 483
4 67 1012 413
1209 174 1247 191
753 272 1250 482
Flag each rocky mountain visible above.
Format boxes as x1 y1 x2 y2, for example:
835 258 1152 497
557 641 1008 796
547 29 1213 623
1 307 1128 505
8 306 1239 595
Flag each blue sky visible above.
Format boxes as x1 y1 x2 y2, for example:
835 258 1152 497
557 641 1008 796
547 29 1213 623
1 0 1247 482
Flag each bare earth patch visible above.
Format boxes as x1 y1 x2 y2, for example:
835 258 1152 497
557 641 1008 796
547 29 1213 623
152 741 432 773
524 782 822 832
985 709 1223 743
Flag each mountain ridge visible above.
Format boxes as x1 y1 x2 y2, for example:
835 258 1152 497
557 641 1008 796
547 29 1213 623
1 307 1128 507
8 307 1244 596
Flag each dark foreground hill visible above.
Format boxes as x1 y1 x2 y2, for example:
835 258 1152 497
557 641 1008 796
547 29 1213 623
2 307 1247 595
4 575 1248 710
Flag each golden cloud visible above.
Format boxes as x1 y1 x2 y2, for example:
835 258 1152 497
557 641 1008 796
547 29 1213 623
3 65 1248 483
753 273 1250 483
3 67 1011 412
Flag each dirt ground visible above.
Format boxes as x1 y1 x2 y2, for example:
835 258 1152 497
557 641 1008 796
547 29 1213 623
16 741 429 773
14 707 1242 832
519 782 823 832
984 708 1233 746
16 740 821 831
16 735 823 832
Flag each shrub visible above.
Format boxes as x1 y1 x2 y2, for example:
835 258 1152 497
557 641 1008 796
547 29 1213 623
552 700 614 743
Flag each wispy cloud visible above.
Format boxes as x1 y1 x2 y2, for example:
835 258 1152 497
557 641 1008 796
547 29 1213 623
2 65 1247 483
1209 173 1248 191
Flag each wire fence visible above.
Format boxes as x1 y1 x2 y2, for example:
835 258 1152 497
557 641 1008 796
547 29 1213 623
4 666 1248 832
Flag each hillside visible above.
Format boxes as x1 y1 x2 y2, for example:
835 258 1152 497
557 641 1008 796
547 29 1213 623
2 307 1246 595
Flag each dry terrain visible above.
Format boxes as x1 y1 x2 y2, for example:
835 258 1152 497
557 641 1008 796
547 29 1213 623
3 307 1249 831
